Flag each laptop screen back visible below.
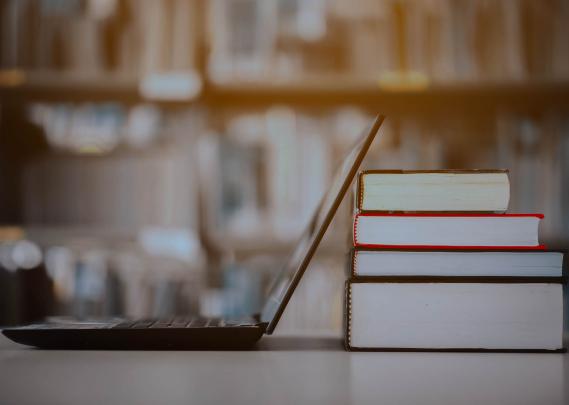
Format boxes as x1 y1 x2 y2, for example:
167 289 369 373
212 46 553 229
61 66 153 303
261 115 385 333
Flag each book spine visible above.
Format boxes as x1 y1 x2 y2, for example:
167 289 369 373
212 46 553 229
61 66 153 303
355 171 364 212
351 248 357 277
344 279 353 351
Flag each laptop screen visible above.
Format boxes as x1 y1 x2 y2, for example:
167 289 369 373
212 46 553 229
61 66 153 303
261 115 385 333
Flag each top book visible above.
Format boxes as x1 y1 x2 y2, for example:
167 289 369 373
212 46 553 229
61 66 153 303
356 170 509 213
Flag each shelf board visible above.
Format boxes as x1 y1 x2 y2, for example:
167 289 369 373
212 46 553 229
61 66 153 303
203 79 569 112
0 71 138 103
0 71 198 107
2 71 569 112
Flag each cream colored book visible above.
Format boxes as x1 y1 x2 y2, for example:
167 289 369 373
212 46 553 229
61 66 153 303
356 170 509 212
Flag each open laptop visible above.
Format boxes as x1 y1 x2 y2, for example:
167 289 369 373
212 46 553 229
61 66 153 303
2 115 385 349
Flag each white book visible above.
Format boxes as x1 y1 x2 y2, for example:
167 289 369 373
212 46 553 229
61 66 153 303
347 282 564 351
356 170 510 212
352 250 564 277
353 213 543 248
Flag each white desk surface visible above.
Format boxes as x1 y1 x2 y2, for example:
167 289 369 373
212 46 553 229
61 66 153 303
1 334 568 405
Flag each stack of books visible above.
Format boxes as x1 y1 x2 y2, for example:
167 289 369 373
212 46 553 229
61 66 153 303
345 170 565 352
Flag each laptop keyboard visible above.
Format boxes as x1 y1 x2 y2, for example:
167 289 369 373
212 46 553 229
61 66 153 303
14 316 258 330
111 317 242 329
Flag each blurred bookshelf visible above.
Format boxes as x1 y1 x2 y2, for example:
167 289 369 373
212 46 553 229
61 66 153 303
1 0 569 333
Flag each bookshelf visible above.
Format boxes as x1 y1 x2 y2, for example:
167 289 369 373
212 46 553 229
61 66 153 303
1 0 568 328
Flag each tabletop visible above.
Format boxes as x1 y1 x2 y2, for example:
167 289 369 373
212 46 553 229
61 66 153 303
1 334 568 405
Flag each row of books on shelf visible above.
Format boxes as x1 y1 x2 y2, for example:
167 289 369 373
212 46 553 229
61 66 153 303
0 0 197 79
346 170 566 351
19 105 569 247
0 225 269 325
0 226 341 334
28 103 163 153
205 109 569 247
207 0 569 83
0 233 202 325
0 236 345 336
2 0 569 84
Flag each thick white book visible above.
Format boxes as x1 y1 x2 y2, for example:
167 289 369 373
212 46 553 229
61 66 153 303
353 213 544 249
352 250 564 277
356 170 510 212
346 281 564 351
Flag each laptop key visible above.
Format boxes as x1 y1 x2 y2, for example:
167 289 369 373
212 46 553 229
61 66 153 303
170 317 193 328
131 320 156 329
187 318 208 328
149 319 173 328
111 321 135 329
207 318 222 327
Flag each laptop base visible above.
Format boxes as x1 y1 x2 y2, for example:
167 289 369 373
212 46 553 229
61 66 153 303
2 318 267 350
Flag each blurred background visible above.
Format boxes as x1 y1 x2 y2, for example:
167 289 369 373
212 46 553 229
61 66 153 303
0 0 568 335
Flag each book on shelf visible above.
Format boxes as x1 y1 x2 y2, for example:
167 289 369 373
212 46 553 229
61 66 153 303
345 279 564 351
356 170 510 213
353 213 544 250
351 248 564 278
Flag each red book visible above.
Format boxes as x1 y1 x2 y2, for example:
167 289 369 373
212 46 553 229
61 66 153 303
353 213 545 250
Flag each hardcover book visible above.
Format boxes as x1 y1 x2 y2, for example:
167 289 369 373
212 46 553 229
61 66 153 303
351 248 564 277
353 213 545 250
356 170 510 213
345 279 565 351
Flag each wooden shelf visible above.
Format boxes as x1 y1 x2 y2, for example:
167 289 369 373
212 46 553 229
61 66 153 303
203 79 569 113
0 71 197 107
2 71 569 112
0 71 138 103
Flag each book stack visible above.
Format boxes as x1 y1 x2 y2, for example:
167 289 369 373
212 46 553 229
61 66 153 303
345 170 565 352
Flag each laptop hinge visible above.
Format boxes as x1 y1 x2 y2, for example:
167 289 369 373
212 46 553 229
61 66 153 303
251 313 269 333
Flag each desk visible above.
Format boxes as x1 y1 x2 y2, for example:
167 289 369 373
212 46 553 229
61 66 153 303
1 335 568 405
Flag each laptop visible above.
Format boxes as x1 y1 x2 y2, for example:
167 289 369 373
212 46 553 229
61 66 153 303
2 115 385 350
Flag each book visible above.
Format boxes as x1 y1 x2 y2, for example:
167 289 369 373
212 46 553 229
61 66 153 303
356 170 510 212
353 213 544 249
351 249 564 277
345 279 564 351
